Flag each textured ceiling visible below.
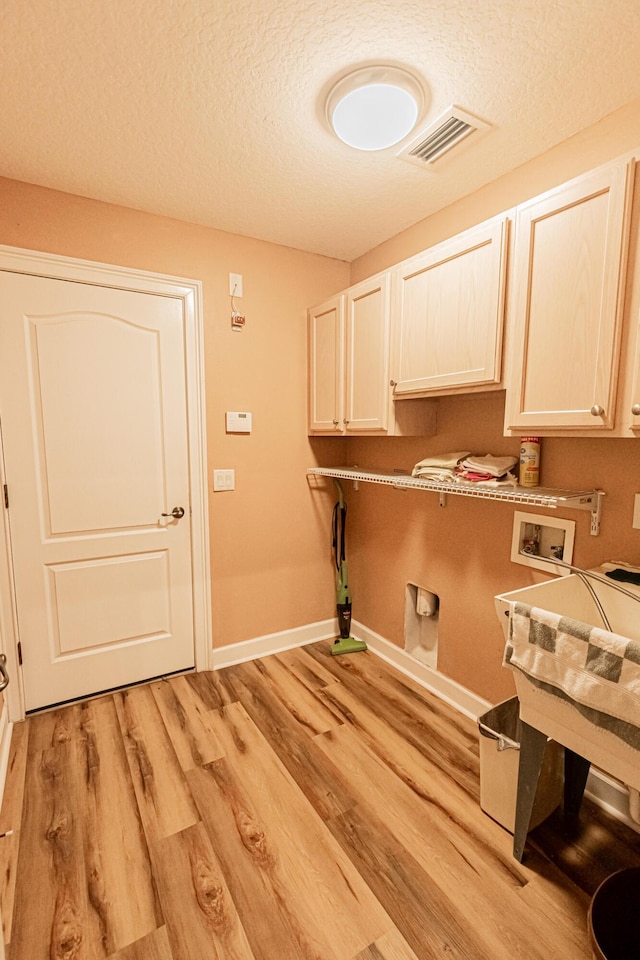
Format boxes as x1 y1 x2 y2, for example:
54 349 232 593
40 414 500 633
2 0 640 260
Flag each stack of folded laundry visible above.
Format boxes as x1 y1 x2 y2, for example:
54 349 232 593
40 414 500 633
456 454 519 485
412 452 518 485
411 451 470 481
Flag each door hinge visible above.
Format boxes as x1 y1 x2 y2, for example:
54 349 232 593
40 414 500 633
3 485 7 509
17 642 22 666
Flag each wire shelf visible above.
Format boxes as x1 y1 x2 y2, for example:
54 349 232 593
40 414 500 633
307 466 604 532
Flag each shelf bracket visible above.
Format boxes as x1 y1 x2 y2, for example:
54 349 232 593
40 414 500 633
590 490 604 537
565 488 604 536
439 492 447 508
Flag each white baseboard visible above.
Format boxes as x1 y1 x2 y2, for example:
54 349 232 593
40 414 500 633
584 769 640 833
210 616 636 832
211 618 338 670
0 704 12 811
351 620 492 720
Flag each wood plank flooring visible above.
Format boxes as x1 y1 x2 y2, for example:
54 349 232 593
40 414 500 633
2 642 640 959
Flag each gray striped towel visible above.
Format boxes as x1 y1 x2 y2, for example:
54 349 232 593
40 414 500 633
504 602 640 749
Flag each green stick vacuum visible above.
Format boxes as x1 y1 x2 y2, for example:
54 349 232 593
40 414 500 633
331 480 367 656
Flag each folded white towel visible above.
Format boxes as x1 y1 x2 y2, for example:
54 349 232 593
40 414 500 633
461 454 518 478
412 467 458 483
412 451 470 476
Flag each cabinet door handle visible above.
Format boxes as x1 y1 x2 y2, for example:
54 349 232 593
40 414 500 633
632 404 640 417
590 404 605 417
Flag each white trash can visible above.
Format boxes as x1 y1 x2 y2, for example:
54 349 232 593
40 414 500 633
478 697 563 833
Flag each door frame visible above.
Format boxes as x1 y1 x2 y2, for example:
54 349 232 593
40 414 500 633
0 244 212 722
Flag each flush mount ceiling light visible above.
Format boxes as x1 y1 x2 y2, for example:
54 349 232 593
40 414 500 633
326 66 424 152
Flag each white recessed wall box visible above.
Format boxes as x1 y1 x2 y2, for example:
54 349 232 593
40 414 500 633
511 511 575 576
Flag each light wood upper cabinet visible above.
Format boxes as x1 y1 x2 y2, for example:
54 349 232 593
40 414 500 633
391 216 509 397
308 276 436 436
626 341 640 433
308 276 390 435
308 294 344 433
613 158 640 436
624 281 640 435
504 158 635 433
344 273 391 432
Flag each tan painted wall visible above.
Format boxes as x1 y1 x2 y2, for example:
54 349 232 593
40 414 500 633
0 178 350 649
3 96 640 703
347 97 640 702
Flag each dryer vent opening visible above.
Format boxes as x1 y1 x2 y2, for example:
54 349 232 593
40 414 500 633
404 583 439 668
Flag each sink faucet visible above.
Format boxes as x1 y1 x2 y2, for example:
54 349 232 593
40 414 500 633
548 558 640 632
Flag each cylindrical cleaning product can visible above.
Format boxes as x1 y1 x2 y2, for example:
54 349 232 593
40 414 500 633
519 437 540 487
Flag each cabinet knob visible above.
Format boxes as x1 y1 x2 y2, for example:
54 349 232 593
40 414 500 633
590 404 605 417
343 418 349 424
632 404 640 417
389 379 397 387
332 419 339 425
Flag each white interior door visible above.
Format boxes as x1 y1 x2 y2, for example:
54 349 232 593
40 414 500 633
0 272 196 711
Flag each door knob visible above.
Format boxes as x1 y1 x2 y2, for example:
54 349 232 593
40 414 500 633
161 506 185 519
0 654 9 693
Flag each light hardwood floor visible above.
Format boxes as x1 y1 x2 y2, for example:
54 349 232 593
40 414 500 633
2 642 640 959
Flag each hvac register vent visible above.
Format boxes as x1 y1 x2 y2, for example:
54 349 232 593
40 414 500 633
398 106 489 169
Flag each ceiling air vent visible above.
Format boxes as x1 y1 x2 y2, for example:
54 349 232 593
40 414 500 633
398 106 489 169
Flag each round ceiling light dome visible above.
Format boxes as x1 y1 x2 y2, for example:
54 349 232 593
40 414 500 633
326 66 423 152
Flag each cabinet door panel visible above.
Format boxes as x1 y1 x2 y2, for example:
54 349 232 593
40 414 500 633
345 274 390 432
308 295 344 433
505 159 634 431
392 217 508 395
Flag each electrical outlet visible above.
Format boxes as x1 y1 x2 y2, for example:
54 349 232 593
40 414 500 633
633 494 640 529
213 469 235 492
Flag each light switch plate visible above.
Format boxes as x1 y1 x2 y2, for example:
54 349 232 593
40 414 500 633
213 469 235 492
